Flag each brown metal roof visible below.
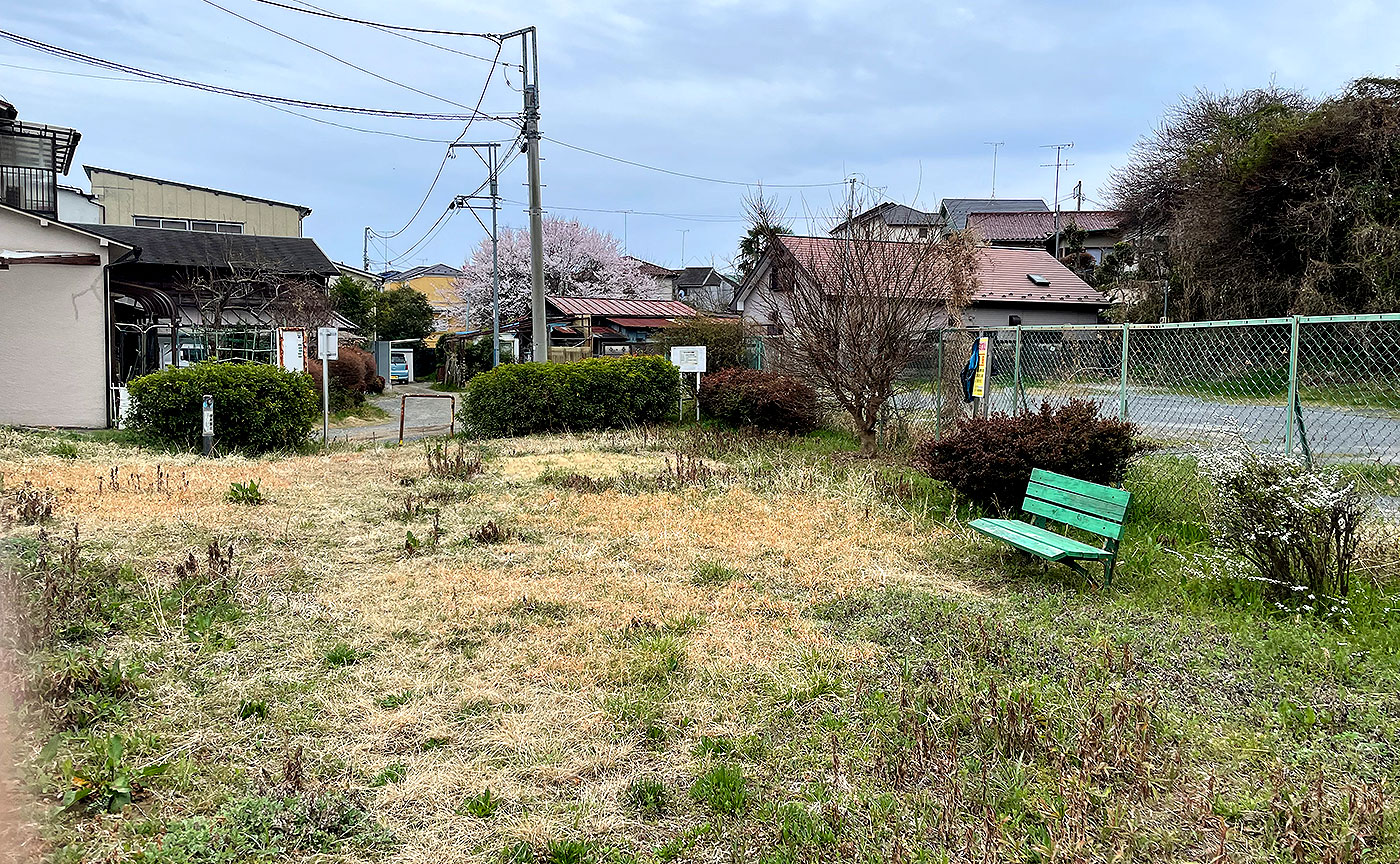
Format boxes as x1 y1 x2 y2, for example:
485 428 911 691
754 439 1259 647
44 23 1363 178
966 210 1123 242
547 296 701 317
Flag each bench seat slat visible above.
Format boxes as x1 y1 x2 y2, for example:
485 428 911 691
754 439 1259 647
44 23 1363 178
1025 481 1128 522
973 518 1113 560
970 518 1072 560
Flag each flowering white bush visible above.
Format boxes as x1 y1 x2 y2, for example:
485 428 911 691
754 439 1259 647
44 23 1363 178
1199 439 1369 610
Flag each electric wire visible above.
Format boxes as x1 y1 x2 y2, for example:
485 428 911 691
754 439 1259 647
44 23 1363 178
0 28 506 121
541 136 849 188
249 0 501 39
370 42 510 240
282 0 520 68
198 0 500 115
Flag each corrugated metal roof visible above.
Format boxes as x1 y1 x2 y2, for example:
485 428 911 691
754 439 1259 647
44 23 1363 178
547 296 701 317
939 198 1049 230
966 210 1124 242
607 316 678 328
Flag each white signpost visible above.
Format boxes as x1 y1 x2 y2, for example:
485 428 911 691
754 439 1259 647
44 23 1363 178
201 394 214 457
669 345 707 421
318 327 338 444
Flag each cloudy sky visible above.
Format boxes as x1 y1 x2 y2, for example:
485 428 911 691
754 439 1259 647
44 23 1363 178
3 0 1398 274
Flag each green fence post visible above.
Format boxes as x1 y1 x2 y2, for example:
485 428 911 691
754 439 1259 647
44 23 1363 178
1012 325 1023 415
934 330 943 441
1118 322 1130 422
1285 316 1300 455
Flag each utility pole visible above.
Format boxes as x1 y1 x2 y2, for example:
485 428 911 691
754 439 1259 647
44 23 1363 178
362 227 371 272
498 27 546 362
984 142 1004 199
1072 180 1083 212
621 210 631 254
450 142 503 367
1040 142 1074 259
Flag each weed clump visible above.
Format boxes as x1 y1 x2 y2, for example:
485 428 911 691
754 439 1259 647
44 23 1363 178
623 777 667 816
5 481 57 524
225 479 264 505
690 763 748 815
426 440 484 479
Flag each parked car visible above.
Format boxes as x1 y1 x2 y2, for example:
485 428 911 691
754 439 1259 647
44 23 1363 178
389 358 410 383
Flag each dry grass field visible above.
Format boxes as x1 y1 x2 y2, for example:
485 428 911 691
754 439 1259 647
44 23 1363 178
1 426 1396 863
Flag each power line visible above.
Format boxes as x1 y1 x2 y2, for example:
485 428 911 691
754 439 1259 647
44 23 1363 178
249 0 501 39
541 136 848 189
370 42 512 241
0 59 473 144
281 0 520 68
198 0 496 114
502 199 832 223
0 28 509 121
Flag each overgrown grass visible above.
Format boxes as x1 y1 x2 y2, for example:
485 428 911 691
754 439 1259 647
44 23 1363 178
2 425 1395 863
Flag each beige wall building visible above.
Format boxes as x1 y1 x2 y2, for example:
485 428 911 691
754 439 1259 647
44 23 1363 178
84 166 310 237
0 203 132 428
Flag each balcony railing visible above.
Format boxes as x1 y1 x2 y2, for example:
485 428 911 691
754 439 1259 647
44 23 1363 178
0 165 58 219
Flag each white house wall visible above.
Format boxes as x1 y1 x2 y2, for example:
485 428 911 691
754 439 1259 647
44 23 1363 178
0 210 116 428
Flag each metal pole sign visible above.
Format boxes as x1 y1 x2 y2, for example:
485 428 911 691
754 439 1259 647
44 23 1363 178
319 327 338 444
201 394 213 457
670 346 707 421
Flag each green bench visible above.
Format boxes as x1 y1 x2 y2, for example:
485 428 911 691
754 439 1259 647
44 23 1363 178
969 468 1131 588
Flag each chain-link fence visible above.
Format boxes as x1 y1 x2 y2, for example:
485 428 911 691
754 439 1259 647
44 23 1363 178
891 314 1400 509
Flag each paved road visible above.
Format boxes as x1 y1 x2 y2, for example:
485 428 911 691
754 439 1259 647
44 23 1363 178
894 385 1400 460
329 383 460 444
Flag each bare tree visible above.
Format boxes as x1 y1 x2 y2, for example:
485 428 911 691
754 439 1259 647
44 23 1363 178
270 277 336 334
175 251 304 359
747 192 980 453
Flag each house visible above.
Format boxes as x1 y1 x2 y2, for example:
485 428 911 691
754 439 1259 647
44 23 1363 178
937 198 1049 233
674 266 740 312
0 203 133 428
731 235 1105 335
829 202 941 241
623 256 682 301
73 223 344 380
0 98 344 428
83 166 311 237
965 209 1126 263
383 263 465 332
544 296 703 358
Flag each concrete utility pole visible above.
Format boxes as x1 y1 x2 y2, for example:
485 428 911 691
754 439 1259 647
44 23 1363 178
450 142 503 367
1072 180 1084 212
362 227 371 273
1040 142 1074 259
498 27 546 362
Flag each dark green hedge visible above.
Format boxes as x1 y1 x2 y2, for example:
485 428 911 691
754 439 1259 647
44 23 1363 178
698 368 822 434
458 355 681 436
126 362 319 454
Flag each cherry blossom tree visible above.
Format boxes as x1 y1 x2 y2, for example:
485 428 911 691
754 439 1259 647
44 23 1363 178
453 218 650 328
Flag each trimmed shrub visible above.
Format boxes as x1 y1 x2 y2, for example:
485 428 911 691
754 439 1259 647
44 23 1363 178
127 362 319 453
913 399 1145 514
653 318 752 371
698 368 821 434
308 344 378 410
458 355 681 436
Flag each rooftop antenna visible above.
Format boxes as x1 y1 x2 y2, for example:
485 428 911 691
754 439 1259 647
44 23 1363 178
1040 142 1074 258
984 142 1004 199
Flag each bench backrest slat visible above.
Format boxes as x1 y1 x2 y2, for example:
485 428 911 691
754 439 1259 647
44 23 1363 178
1024 469 1129 541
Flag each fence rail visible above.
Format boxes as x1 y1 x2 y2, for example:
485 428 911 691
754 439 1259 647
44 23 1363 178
886 314 1400 503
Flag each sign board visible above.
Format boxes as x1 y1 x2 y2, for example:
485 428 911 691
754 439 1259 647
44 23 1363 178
201 394 214 436
317 326 339 361
971 336 989 398
669 345 707 373
279 329 305 372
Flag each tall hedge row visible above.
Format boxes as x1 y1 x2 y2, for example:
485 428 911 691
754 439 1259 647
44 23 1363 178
458 355 681 436
126 362 319 453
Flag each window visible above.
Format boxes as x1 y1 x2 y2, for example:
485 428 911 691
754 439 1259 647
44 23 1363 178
918 226 930 238
1026 274 1051 287
133 216 244 234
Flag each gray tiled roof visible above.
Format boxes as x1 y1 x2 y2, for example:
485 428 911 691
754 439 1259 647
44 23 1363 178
939 198 1049 230
74 224 338 275
394 263 463 280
